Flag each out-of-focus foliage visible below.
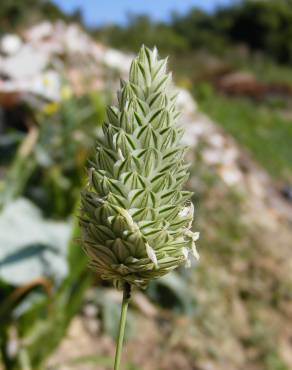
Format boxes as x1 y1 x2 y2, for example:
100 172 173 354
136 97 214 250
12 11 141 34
1 92 106 216
95 0 292 64
0 215 91 369
0 91 106 369
147 272 196 314
94 15 188 54
0 0 82 34
216 0 292 63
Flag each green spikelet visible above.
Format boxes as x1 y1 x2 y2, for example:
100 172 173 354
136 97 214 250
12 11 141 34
79 46 199 289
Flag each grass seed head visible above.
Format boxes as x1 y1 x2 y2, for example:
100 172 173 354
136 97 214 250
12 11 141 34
79 46 199 289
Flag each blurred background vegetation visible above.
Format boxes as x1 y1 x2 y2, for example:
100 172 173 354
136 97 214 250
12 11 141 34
0 1 292 369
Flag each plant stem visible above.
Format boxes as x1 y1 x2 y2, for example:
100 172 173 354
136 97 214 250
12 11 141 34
114 282 132 370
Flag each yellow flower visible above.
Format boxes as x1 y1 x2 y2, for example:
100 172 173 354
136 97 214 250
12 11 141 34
43 102 59 115
61 86 72 100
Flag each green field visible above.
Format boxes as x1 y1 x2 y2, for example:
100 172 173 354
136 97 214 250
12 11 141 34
196 89 292 182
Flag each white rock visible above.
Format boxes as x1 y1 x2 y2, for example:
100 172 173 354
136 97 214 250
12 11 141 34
0 34 22 55
187 122 207 136
25 21 54 42
177 88 197 115
202 148 222 165
63 24 90 53
0 70 61 102
83 303 98 318
219 165 242 186
91 43 105 61
207 133 225 148
1 45 49 79
30 70 61 101
181 131 198 147
222 146 239 165
103 48 132 73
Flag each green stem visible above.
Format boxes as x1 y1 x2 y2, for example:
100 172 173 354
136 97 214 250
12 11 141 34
114 282 131 370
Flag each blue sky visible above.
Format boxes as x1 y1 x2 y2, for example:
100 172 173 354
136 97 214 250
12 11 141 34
52 0 236 26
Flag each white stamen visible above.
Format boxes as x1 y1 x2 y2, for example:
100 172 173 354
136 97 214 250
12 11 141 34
184 230 200 260
146 243 158 267
192 242 200 260
179 203 194 220
182 247 189 260
179 207 189 218
193 232 200 241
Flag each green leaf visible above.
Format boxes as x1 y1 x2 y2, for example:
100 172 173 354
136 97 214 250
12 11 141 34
0 198 70 286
